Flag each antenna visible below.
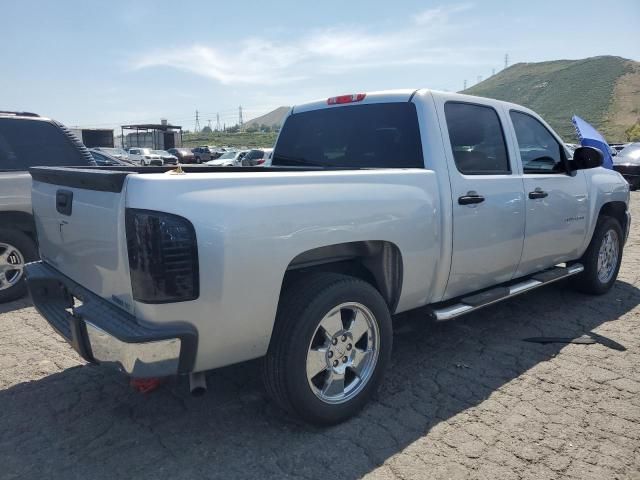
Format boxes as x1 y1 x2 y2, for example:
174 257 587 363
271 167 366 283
194 110 201 132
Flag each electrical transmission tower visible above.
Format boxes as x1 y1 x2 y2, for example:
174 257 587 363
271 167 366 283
477 75 482 84
207 119 212 130
463 79 467 90
504 53 509 69
238 106 243 131
194 110 201 132
216 113 221 131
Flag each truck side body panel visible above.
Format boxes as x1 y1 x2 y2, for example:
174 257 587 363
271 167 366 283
125 169 442 371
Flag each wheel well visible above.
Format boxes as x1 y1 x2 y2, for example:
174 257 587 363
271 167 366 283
283 241 403 312
0 211 36 238
599 201 627 232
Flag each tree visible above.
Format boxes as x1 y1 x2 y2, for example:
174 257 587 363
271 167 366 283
226 125 240 133
201 126 212 133
626 122 640 142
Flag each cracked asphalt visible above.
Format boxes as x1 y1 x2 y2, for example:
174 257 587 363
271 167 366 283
2 201 640 480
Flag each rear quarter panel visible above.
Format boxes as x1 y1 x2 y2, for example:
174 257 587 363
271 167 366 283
125 169 441 371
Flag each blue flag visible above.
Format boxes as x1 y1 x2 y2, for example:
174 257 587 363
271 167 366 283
571 115 613 169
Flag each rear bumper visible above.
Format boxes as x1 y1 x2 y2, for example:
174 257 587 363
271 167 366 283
25 261 197 378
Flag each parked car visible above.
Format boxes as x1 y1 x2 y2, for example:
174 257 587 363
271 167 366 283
127 147 163 166
89 148 128 166
167 148 196 164
24 89 629 425
613 143 640 190
192 146 219 163
152 150 178 165
94 147 130 162
241 148 273 166
205 150 248 166
0 110 95 302
610 143 630 153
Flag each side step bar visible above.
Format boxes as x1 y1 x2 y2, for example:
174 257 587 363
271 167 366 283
432 264 584 321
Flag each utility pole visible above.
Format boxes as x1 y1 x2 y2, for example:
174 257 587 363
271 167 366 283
194 110 201 133
504 53 509 69
238 106 244 132
216 113 221 132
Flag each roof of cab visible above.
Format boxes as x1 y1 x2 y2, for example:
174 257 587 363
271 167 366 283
290 88 536 118
291 89 418 114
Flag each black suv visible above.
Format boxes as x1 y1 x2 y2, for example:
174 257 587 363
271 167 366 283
0 111 95 302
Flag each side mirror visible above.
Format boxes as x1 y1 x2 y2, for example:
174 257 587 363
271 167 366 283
569 146 604 171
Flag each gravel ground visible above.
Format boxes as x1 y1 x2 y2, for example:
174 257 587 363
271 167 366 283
1 200 640 480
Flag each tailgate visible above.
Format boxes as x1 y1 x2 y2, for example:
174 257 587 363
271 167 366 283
30 167 134 313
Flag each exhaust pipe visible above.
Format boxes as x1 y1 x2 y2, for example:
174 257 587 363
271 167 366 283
189 372 207 396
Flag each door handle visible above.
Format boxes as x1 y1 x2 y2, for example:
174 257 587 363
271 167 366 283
56 189 73 216
458 193 485 205
528 189 548 199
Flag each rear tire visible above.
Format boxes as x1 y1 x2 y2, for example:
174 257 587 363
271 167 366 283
0 229 37 303
572 215 623 295
263 273 392 425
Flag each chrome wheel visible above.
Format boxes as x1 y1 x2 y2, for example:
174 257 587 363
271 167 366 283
597 229 619 284
306 302 380 405
0 243 25 291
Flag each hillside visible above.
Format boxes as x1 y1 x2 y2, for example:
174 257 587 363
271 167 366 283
464 56 640 142
244 106 290 128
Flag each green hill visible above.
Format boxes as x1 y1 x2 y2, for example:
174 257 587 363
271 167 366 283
463 56 640 142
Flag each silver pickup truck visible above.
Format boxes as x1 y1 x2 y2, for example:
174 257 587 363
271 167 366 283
25 90 630 425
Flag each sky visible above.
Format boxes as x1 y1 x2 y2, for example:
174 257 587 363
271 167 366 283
2 0 639 131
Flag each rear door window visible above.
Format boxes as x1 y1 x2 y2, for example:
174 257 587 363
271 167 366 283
273 103 423 168
0 118 88 171
444 102 510 175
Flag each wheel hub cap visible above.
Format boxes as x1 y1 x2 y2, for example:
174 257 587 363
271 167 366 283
0 242 26 291
305 302 380 404
597 229 619 284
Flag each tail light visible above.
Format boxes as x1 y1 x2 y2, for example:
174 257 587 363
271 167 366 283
256 158 265 165
125 209 199 303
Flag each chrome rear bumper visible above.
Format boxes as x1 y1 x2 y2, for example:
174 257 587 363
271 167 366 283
25 261 197 378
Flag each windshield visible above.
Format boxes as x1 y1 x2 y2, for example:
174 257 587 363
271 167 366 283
152 150 168 155
218 151 237 159
273 103 423 168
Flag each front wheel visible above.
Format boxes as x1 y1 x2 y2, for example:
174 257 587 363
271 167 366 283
263 273 392 425
572 215 623 295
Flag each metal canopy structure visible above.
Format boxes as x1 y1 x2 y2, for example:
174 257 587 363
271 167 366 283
121 122 183 150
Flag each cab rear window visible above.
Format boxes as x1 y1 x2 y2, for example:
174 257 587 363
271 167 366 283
0 118 88 171
273 103 423 168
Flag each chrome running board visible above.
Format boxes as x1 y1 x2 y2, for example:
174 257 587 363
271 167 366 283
432 264 584 321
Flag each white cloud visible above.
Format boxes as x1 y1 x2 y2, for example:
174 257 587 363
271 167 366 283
412 3 474 26
130 3 489 86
